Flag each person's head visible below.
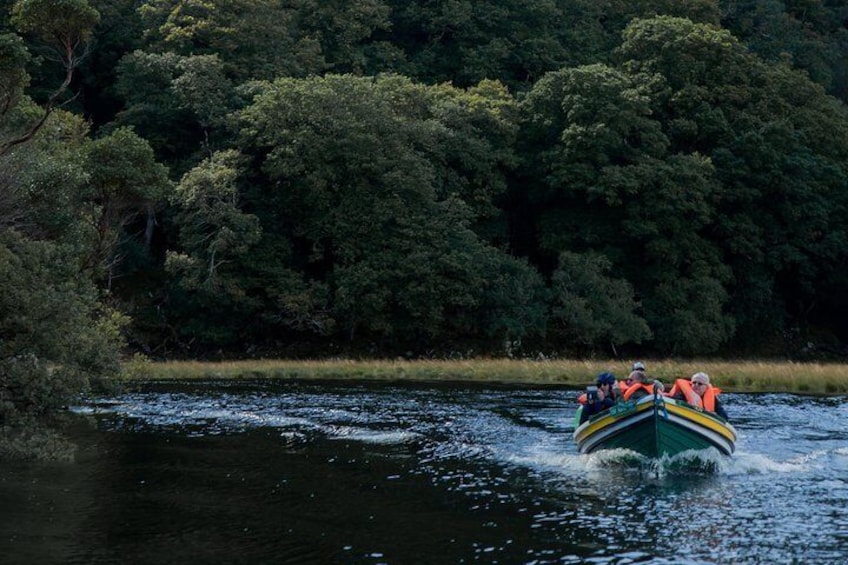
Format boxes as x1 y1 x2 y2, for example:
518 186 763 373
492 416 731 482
632 361 646 372
596 372 616 389
625 370 645 386
690 372 710 395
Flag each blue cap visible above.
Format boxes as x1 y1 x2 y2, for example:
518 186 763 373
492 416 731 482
596 372 616 386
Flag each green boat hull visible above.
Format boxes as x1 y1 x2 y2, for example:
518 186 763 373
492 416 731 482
573 395 736 458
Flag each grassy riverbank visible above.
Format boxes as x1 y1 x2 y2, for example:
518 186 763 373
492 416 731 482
134 358 848 394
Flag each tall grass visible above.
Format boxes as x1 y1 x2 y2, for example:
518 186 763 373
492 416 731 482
133 358 848 394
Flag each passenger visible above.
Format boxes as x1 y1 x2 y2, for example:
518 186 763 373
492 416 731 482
621 370 654 401
669 372 729 420
618 361 646 391
578 372 618 424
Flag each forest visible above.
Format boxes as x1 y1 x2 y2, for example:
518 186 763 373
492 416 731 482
2 0 848 421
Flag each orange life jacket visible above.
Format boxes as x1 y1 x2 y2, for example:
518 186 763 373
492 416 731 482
667 378 721 412
622 382 654 400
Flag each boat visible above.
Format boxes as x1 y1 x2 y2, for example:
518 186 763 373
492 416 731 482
572 390 737 458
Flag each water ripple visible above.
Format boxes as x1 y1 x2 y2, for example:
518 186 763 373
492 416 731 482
53 383 848 564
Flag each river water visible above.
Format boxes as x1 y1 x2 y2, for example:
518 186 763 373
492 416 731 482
2 380 847 564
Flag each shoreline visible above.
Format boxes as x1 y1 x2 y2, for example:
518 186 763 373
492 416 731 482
127 358 848 395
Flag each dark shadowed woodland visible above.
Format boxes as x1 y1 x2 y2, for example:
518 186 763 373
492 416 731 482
2 0 848 422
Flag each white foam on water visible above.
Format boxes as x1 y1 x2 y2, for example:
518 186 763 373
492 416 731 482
534 446 848 479
724 451 818 475
506 446 656 481
327 426 418 445
507 447 589 474
278 431 306 441
786 448 831 466
350 430 418 445
230 411 315 428
509 445 738 480
184 408 236 421
584 448 648 470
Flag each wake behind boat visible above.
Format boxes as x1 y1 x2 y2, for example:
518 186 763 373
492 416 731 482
573 390 737 459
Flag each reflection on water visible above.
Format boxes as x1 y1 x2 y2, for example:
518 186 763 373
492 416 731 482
1 381 847 564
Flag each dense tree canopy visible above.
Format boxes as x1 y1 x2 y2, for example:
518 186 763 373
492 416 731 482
2 0 848 421
1 108 127 425
620 16 848 352
166 74 548 348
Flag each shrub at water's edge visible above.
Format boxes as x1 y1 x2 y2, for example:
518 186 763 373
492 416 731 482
139 359 848 395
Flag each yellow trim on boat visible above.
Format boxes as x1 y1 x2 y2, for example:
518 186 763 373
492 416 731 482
664 401 736 441
573 400 653 441
574 396 736 444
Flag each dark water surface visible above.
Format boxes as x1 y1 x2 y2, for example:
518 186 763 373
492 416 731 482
2 380 847 564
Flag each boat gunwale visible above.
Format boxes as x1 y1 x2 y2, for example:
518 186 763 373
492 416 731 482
573 395 737 457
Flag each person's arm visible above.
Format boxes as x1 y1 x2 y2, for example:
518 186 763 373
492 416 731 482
580 401 597 424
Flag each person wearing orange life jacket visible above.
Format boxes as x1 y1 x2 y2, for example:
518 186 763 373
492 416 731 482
621 369 665 401
669 372 729 420
578 372 618 424
618 361 646 391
